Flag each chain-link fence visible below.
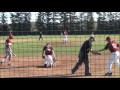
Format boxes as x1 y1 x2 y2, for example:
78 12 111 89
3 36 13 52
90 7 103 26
0 12 120 78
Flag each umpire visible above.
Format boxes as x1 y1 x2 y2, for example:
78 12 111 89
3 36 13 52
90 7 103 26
71 36 95 76
39 31 43 41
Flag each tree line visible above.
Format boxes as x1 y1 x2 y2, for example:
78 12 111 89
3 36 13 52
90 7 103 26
0 12 120 32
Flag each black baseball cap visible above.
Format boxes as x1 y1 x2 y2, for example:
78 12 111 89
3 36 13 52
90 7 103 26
89 36 95 41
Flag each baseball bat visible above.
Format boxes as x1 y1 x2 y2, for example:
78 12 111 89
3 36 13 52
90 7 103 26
10 51 16 56
12 52 16 56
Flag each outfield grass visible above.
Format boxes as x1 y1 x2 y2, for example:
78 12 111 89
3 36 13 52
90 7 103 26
0 34 120 39
0 34 120 57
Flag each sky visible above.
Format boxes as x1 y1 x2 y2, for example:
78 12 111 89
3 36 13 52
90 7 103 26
0 12 98 24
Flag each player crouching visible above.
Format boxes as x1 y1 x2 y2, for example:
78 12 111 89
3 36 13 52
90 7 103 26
0 32 14 67
42 43 56 68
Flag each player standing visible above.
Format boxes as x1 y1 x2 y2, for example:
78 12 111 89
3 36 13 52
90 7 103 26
42 43 56 68
0 32 14 66
90 32 95 38
39 31 43 41
98 37 120 76
71 36 95 76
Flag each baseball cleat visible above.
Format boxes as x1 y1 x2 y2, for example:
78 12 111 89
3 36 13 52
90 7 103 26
105 72 112 76
71 69 76 75
47 64 53 68
8 64 12 66
8 62 13 66
44 64 47 68
85 73 91 76
50 64 53 68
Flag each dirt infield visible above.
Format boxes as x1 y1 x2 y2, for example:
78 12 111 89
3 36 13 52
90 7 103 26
0 53 120 78
0 37 120 78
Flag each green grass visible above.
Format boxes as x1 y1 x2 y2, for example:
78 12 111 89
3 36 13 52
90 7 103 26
0 34 120 39
0 34 120 57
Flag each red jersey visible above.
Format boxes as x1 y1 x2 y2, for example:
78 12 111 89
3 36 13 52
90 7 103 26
104 41 119 53
43 46 53 55
5 39 12 48
63 31 68 35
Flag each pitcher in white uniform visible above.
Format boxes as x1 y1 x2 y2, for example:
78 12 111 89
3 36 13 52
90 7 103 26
63 30 68 45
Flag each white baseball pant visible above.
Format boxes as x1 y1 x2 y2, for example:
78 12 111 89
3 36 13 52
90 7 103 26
4 47 13 58
63 35 68 42
107 51 120 73
44 55 54 67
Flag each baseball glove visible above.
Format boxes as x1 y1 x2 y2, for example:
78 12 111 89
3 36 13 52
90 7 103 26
53 57 56 62
53 57 57 65
92 50 101 55
42 55 45 59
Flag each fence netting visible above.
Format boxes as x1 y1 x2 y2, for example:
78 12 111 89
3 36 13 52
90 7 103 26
0 12 120 78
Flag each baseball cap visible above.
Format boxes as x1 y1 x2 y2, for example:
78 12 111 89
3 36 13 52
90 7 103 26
46 43 51 45
105 37 111 41
89 36 95 41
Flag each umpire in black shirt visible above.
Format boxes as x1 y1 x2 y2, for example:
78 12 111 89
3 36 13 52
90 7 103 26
72 36 95 76
39 31 43 41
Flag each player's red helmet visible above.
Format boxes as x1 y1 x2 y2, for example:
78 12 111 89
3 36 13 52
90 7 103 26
105 37 111 41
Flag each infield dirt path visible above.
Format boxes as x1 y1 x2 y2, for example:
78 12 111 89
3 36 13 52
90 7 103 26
0 36 120 78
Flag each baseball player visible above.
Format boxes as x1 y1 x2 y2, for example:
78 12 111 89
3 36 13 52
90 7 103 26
42 43 56 68
62 30 68 45
90 32 95 38
98 37 120 76
38 31 43 41
71 36 96 76
0 32 14 66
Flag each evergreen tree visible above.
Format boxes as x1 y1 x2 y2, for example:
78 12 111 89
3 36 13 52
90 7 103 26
36 12 45 31
0 12 8 31
10 12 31 31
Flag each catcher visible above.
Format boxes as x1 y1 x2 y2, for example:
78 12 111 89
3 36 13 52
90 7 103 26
42 43 56 68
0 32 14 67
71 36 100 76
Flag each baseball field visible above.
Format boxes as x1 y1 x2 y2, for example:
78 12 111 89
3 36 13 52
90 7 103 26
0 34 120 78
